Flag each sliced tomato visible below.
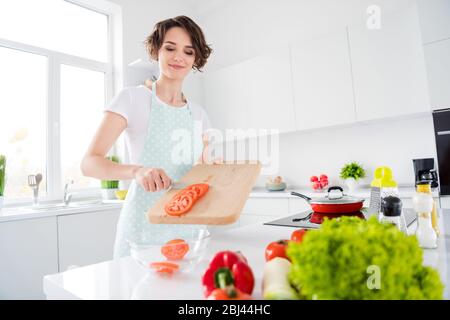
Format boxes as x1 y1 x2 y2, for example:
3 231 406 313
149 261 180 274
165 193 194 216
187 183 209 198
161 239 190 260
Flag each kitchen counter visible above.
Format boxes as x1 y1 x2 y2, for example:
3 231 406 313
250 186 440 198
0 186 439 223
43 210 450 300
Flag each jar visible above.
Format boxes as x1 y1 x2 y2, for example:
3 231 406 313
379 196 406 233
413 191 437 249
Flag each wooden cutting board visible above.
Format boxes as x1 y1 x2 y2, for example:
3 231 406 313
147 161 262 225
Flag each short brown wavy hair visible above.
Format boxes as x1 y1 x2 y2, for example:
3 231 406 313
144 16 212 72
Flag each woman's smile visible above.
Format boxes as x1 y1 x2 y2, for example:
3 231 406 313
168 63 186 70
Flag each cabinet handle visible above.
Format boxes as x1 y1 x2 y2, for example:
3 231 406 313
437 130 450 136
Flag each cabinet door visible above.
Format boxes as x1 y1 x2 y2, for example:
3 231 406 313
0 217 58 299
203 62 248 133
243 48 296 133
57 209 120 271
417 0 450 44
291 30 356 130
348 5 430 120
423 39 450 109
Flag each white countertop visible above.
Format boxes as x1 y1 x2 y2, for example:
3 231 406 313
250 186 440 198
0 186 439 223
43 210 450 300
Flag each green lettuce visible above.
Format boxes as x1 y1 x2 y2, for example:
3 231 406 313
287 216 444 300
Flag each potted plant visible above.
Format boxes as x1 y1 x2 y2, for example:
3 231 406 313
100 155 120 200
0 155 5 209
340 162 365 193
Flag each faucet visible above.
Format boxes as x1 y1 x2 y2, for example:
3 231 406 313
63 180 74 205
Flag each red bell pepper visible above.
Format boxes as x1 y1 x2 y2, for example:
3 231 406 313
201 250 255 298
207 268 252 300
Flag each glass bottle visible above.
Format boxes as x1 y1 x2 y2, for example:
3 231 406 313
416 182 439 236
413 190 437 249
379 196 407 233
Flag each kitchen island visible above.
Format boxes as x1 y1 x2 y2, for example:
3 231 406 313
43 210 450 300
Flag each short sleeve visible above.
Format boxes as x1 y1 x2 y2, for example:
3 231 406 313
104 87 132 124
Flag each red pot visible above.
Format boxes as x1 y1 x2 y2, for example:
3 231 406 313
291 186 364 214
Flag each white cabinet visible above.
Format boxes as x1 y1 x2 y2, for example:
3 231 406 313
348 5 430 120
0 217 58 299
203 62 248 132
423 39 450 109
291 30 355 130
417 0 450 44
243 48 296 133
57 209 120 271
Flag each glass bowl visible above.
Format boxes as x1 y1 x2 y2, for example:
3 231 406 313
128 228 211 275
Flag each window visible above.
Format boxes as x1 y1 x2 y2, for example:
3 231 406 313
0 0 113 203
60 64 106 190
0 0 108 62
0 47 48 199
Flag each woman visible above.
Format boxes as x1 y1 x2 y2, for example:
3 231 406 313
81 16 213 258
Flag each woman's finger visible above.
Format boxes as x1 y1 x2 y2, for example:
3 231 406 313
160 170 171 189
154 173 164 191
142 179 150 192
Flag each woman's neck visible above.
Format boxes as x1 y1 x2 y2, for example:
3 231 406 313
155 75 186 106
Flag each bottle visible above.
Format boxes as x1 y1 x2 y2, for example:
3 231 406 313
379 196 407 233
416 182 439 236
413 190 437 249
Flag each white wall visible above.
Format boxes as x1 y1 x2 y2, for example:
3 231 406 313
195 0 438 187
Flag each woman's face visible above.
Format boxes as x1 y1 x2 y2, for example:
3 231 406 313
158 27 195 81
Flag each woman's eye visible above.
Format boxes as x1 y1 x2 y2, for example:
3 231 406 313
185 51 194 56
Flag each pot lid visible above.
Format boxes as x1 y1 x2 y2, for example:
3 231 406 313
308 186 365 205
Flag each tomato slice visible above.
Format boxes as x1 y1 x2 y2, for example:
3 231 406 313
161 239 190 260
149 261 180 274
165 193 194 216
187 183 209 198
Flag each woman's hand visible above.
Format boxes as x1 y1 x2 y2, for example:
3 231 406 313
133 167 171 192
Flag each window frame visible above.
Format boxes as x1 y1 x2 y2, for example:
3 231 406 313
0 0 121 206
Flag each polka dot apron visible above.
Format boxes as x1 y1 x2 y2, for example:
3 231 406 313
113 82 204 258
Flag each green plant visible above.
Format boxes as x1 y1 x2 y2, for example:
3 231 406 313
340 162 366 180
0 155 5 196
101 155 120 189
287 216 444 300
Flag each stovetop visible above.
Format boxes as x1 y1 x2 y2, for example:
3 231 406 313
264 208 418 229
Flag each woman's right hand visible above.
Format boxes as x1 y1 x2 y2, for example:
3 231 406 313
133 167 171 192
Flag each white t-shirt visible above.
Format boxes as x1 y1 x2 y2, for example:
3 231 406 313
104 85 212 165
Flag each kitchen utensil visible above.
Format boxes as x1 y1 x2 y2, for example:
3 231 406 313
290 186 365 214
379 196 407 233
147 161 262 225
368 166 398 218
128 228 211 274
28 174 38 206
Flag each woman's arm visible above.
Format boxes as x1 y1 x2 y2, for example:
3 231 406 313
80 112 141 180
81 111 172 191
